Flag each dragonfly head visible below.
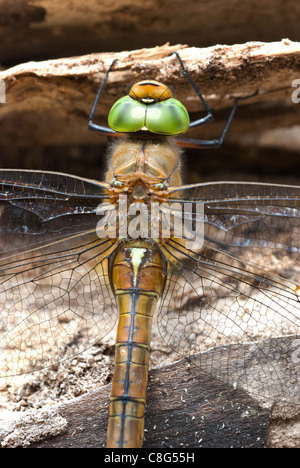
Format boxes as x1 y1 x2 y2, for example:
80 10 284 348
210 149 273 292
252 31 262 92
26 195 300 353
129 80 173 104
108 80 190 136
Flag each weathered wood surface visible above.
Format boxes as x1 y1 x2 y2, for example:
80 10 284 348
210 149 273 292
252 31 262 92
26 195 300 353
0 41 299 149
0 357 270 449
1 337 299 448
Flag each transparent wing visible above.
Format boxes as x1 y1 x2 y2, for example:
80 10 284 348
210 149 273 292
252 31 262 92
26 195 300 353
0 170 118 377
157 181 300 404
0 169 110 253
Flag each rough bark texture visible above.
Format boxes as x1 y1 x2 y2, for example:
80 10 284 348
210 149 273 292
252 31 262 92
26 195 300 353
0 352 272 448
0 41 300 149
0 338 299 448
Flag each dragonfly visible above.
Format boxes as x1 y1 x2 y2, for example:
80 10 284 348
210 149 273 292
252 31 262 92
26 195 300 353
0 52 300 448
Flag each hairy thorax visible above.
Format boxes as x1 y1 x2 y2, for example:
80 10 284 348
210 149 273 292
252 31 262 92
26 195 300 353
105 137 183 203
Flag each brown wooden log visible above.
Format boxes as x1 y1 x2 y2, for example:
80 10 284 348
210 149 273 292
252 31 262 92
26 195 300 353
0 41 300 149
0 356 270 449
1 336 299 448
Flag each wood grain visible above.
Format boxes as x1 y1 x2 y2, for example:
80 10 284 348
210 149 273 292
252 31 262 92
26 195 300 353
0 41 300 147
1 336 299 448
0 357 270 448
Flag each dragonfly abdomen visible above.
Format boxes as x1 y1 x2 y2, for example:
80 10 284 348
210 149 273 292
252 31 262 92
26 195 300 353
107 242 165 448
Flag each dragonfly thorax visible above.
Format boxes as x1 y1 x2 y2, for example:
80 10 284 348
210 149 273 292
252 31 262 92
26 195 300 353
106 139 183 190
101 139 185 243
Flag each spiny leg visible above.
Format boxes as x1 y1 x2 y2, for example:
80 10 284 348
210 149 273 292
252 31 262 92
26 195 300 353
171 51 257 148
170 51 214 128
88 58 118 135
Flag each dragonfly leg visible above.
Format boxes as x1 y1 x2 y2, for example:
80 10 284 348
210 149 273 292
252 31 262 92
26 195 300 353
88 58 118 135
177 91 258 148
170 51 214 128
171 51 258 148
187 97 240 148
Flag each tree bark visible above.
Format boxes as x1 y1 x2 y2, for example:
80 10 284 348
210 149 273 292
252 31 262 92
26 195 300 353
0 355 269 449
0 41 299 148
1 337 299 448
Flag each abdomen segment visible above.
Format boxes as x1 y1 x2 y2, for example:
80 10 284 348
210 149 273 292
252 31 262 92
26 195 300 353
107 242 165 448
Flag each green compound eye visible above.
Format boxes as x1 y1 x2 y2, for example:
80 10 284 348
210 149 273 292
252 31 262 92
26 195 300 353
108 96 190 135
145 98 190 135
108 96 145 133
